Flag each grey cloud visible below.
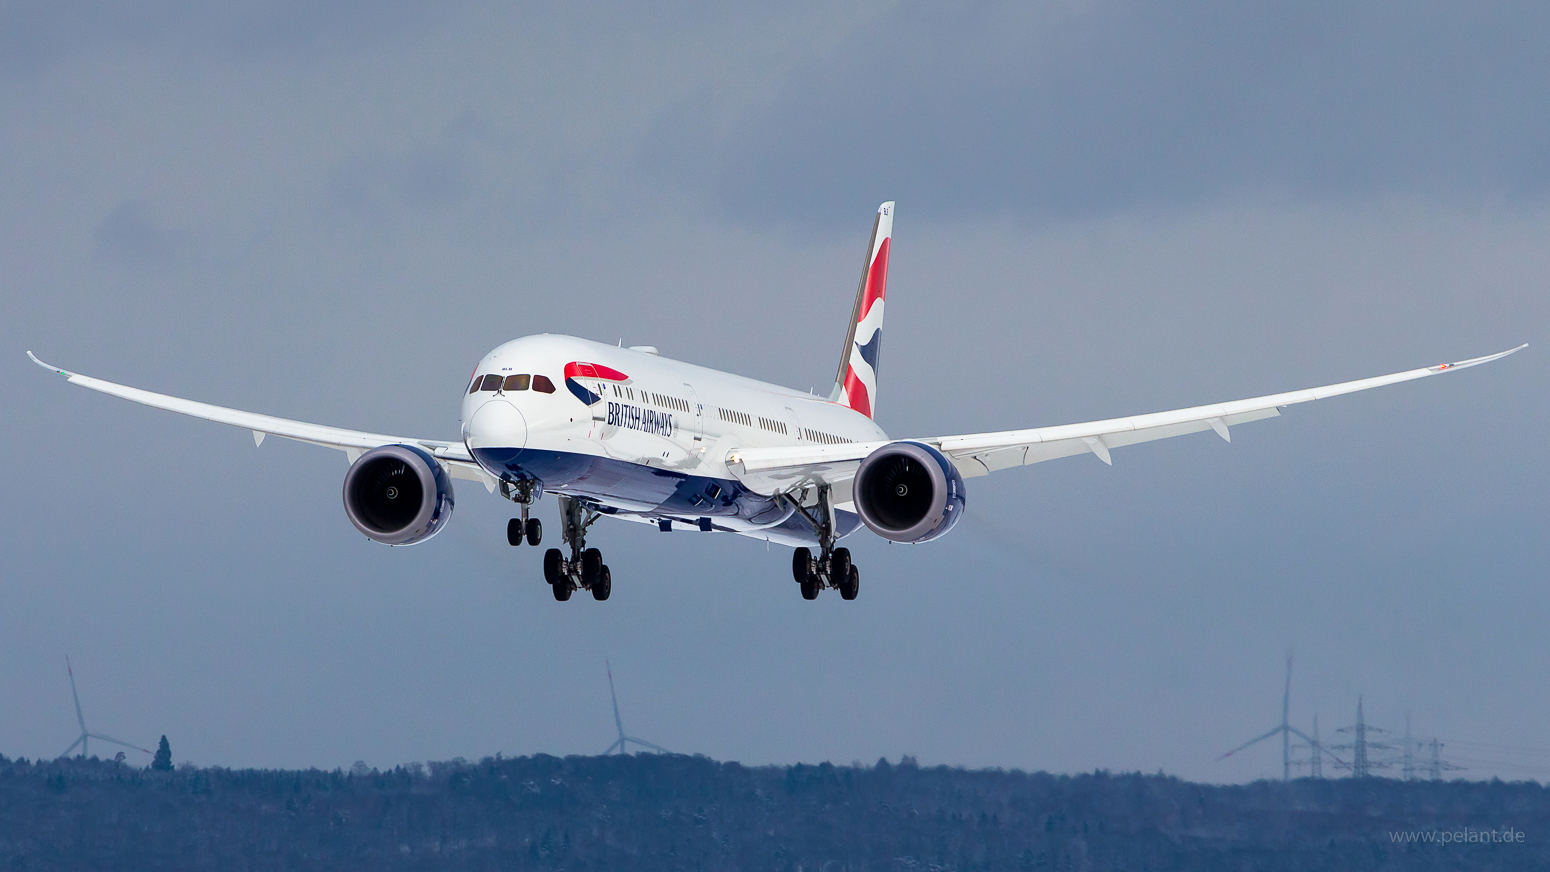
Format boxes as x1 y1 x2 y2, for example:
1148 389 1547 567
0 1 437 79
636 2 1550 227
93 199 175 268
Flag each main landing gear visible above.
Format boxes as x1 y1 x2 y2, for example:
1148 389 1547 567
541 496 613 602
500 481 609 602
782 484 861 601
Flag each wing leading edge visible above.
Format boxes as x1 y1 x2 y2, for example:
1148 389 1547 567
26 351 493 487
728 344 1527 493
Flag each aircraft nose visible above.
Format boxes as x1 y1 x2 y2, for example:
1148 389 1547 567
464 399 527 456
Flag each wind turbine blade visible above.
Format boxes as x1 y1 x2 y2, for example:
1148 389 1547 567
626 737 672 754
88 733 152 754
603 738 624 755
1282 651 1293 726
1284 725 1350 766
606 660 626 740
1217 725 1285 760
60 735 85 758
66 656 87 733
1315 741 1349 768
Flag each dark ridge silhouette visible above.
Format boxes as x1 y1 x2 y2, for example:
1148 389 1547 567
2 752 1546 870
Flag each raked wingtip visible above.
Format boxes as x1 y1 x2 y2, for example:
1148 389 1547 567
1492 342 1529 362
26 350 66 375
1437 343 1529 372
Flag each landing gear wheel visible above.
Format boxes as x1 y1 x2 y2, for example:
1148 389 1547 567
839 565 860 600
829 547 852 583
792 547 813 584
508 518 525 546
800 576 820 600
581 548 604 588
592 565 612 601
552 580 573 601
543 548 564 585
525 517 542 546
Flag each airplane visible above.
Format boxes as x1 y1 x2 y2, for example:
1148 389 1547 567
29 202 1525 602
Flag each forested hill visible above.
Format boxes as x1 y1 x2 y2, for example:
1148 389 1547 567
2 752 1547 870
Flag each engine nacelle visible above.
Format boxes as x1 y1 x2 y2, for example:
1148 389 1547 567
852 441 966 543
342 444 454 545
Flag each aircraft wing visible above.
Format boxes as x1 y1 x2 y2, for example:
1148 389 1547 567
727 344 1527 496
27 351 495 488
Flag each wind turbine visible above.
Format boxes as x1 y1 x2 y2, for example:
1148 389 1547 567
1217 651 1342 780
59 656 151 759
602 660 671 755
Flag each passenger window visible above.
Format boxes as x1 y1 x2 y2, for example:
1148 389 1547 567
503 374 530 392
532 375 556 394
479 374 503 391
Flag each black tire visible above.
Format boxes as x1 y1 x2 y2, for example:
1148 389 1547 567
592 566 612 601
840 565 860 600
552 580 572 601
792 547 812 584
581 548 604 588
525 517 543 546
800 575 820 600
543 548 565 585
507 518 525 546
829 547 852 583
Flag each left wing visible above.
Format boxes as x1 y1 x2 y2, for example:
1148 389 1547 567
728 344 1526 497
27 351 495 488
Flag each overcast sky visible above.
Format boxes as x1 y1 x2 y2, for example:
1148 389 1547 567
3 2 1546 783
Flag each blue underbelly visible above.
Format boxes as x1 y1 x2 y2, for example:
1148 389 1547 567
469 446 860 544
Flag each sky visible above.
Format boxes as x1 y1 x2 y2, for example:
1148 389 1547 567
2 2 1546 783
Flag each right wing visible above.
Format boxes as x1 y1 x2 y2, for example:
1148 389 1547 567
27 351 496 488
728 344 1527 498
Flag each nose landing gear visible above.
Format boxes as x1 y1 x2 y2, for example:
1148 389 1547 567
507 507 542 547
501 480 543 547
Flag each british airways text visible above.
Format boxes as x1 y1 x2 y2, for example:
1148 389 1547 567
606 402 674 437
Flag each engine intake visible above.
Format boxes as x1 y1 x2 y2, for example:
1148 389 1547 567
852 441 966 543
342 444 454 545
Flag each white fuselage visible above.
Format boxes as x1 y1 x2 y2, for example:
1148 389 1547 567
459 334 887 545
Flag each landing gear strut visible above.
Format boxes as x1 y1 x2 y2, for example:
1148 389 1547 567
506 505 542 547
543 496 613 602
501 480 543 547
782 484 861 601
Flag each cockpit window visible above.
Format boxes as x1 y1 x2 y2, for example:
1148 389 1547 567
468 375 481 394
479 374 503 391
503 374 530 392
532 374 556 394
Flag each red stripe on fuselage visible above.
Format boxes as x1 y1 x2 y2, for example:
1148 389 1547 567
564 361 629 382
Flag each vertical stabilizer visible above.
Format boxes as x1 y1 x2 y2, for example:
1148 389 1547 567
830 201 893 419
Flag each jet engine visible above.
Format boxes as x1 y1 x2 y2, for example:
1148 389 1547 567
342 444 454 545
851 441 966 543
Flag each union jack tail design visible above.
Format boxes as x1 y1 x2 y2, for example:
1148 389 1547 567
830 201 893 419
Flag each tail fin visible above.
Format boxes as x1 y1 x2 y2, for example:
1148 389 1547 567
830 201 893 418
